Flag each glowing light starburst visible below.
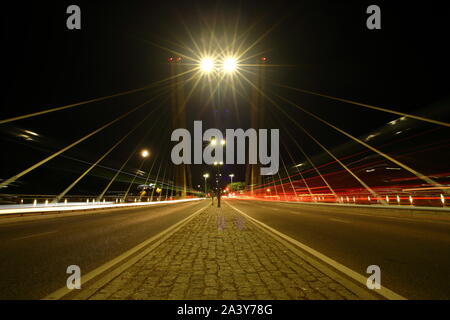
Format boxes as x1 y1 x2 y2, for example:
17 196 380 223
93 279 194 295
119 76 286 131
200 58 215 72
223 57 238 73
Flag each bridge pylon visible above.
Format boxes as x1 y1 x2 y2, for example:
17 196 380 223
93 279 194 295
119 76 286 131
169 57 192 197
245 58 267 195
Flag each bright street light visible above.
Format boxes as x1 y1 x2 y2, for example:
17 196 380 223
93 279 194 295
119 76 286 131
229 174 234 187
223 57 237 73
203 173 209 194
141 149 150 158
200 58 214 72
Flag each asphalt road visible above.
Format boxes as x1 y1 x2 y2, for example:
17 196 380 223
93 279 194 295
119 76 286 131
0 200 207 299
1 198 449 300
225 199 450 300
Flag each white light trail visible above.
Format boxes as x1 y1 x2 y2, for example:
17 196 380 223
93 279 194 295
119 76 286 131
0 198 204 215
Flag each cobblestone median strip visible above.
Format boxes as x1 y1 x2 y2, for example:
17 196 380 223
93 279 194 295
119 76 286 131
84 203 379 300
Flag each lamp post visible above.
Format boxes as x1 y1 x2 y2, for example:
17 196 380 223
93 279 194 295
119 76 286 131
209 137 226 207
229 174 234 190
199 55 238 123
214 160 224 208
137 149 150 200
122 149 150 202
203 173 209 195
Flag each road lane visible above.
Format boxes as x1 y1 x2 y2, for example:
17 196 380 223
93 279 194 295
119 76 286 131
0 200 206 299
12 230 59 241
226 199 450 299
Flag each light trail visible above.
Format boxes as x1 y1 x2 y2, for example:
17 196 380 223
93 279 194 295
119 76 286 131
275 93 450 195
0 198 204 215
259 127 449 191
240 72 447 204
257 137 450 194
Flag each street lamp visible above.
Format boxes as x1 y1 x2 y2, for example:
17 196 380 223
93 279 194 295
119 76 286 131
213 161 224 208
200 58 215 73
203 173 209 195
223 57 237 73
229 174 234 189
199 57 240 74
141 149 150 158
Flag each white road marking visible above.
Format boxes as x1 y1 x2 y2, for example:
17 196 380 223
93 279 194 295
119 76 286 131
13 230 58 240
329 218 352 224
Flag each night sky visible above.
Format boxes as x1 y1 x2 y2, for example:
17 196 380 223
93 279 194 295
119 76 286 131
2 0 449 196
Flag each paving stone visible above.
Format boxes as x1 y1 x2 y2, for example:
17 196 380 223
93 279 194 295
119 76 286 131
88 204 372 300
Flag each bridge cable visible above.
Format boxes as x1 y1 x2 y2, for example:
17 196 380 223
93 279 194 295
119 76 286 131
97 110 170 201
0 69 195 125
0 89 169 190
240 74 340 200
54 98 167 202
275 92 450 195
242 75 385 203
273 83 450 128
